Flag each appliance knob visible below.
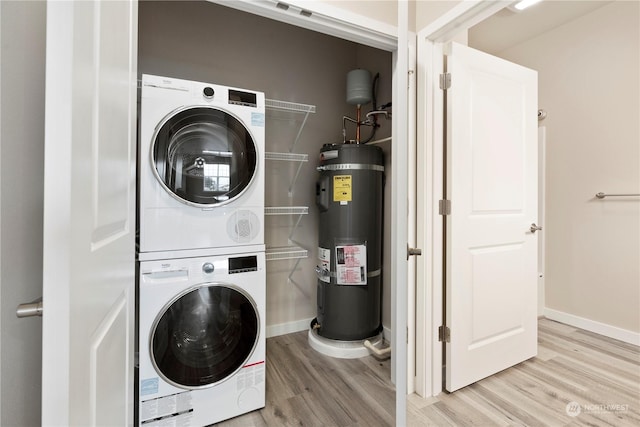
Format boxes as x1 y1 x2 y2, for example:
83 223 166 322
203 87 215 99
202 262 215 274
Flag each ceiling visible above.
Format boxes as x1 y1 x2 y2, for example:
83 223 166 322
469 0 614 55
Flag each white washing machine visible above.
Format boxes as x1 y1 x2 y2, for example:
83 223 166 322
137 251 266 426
139 74 265 257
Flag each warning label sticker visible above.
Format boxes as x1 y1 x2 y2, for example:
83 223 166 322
336 244 367 285
333 175 352 202
317 247 331 283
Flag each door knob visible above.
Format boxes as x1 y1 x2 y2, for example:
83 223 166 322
16 297 43 318
407 246 422 260
530 223 542 233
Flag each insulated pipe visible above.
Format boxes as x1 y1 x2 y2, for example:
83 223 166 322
364 339 391 358
342 115 358 143
356 105 361 143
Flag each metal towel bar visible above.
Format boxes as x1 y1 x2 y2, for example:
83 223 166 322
595 192 640 199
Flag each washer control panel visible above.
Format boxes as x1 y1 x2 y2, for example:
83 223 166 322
229 255 258 274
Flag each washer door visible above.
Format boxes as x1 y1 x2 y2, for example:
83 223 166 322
152 106 257 207
150 284 259 389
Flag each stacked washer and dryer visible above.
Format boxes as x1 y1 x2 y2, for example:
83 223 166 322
137 75 266 426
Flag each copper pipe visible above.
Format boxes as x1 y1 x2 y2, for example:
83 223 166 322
356 105 361 143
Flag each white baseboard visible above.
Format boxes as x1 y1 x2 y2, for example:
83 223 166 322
266 317 314 338
383 325 392 344
544 308 640 346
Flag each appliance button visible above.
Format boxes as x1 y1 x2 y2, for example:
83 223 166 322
202 262 215 274
203 87 215 99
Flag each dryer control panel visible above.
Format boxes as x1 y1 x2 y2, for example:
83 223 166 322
229 255 258 274
228 89 257 107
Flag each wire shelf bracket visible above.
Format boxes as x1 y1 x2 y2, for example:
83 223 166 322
265 152 309 197
265 99 316 153
265 206 309 241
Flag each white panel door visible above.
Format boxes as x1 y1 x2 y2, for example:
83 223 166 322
445 42 538 392
42 0 137 424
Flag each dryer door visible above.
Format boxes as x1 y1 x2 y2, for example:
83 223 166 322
152 106 258 207
150 283 259 389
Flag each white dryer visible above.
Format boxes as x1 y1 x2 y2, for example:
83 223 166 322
139 75 265 256
137 252 266 426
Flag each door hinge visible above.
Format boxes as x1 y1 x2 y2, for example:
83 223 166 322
439 199 451 215
438 325 450 342
439 73 451 90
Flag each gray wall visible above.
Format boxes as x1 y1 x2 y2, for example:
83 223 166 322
138 1 393 333
0 1 46 425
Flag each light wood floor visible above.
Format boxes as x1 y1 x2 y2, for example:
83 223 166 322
215 319 640 426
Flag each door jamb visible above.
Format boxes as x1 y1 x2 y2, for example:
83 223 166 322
414 0 512 398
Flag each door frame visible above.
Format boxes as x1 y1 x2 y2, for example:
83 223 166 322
210 0 412 424
415 0 512 398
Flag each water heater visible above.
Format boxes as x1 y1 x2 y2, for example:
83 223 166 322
313 143 384 341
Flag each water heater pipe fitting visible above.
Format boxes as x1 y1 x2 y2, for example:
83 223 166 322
363 339 391 359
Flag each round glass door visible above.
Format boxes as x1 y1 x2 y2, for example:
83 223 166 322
150 284 259 389
152 107 257 206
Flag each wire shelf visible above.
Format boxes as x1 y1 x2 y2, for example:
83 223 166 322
265 206 309 216
265 99 316 114
266 246 309 261
265 152 309 162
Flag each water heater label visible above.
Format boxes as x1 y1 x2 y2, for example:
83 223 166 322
336 244 367 285
318 247 331 283
333 175 352 203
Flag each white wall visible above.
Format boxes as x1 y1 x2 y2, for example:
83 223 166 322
138 1 393 335
487 1 640 334
0 1 46 425
318 0 398 28
415 0 463 32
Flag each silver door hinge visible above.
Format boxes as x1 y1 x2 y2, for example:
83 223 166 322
439 199 451 215
439 73 451 90
438 325 450 342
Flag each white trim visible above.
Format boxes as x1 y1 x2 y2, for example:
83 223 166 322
416 37 446 398
266 317 314 338
421 0 511 43
391 2 409 425
416 0 519 398
416 32 446 400
42 2 74 423
537 126 546 317
406 33 417 396
544 308 640 346
208 0 397 51
0 2 3 422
